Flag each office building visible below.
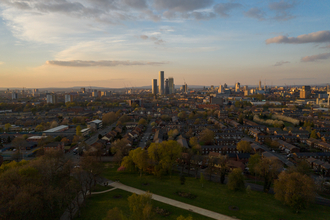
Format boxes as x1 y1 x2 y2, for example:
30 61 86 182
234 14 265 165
235 82 240 92
165 79 169 95
259 80 262 90
152 79 157 95
182 83 188 93
159 71 164 95
46 93 58 104
300 86 311 99
218 85 223 93
92 90 98 97
224 83 227 88
169 77 174 94
81 88 85 93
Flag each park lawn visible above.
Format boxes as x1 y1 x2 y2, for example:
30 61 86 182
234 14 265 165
102 164 330 220
75 189 212 220
91 184 113 192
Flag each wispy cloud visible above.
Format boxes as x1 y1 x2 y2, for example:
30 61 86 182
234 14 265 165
266 30 330 44
319 45 330 49
139 35 165 45
244 7 265 21
269 0 297 21
301 53 330 62
46 60 169 67
213 3 242 18
274 61 290 66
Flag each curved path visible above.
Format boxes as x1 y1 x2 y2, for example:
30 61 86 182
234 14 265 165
108 181 238 220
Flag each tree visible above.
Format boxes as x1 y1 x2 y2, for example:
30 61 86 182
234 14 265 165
50 121 58 128
216 155 229 184
76 125 82 136
310 130 318 139
168 129 179 140
177 215 193 220
247 154 261 175
178 111 187 120
194 118 200 125
255 158 282 192
237 140 252 153
128 192 153 220
80 153 103 195
199 128 214 145
102 112 117 126
138 118 147 126
103 207 126 220
200 172 205 187
150 122 157 127
98 134 103 139
148 141 182 177
274 171 315 212
287 160 311 175
131 148 149 177
111 138 131 164
4 123 11 132
189 137 198 148
227 168 245 191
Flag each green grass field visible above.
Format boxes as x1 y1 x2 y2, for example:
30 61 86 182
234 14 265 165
75 189 212 220
101 164 330 220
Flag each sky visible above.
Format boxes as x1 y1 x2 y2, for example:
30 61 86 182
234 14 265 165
0 0 330 88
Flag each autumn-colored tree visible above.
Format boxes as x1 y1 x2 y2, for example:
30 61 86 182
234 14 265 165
177 215 193 220
76 125 82 136
111 138 131 164
310 130 318 139
50 120 58 128
103 207 126 220
4 123 11 132
168 129 179 140
138 118 147 126
128 192 154 220
247 153 261 175
237 140 252 153
102 112 117 126
274 171 315 212
132 148 149 177
255 158 282 192
227 168 245 191
199 128 214 145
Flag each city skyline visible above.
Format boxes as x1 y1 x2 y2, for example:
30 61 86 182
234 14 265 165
0 0 330 88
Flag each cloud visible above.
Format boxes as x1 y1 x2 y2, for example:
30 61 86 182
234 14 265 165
244 8 265 21
320 45 330 49
191 11 216 20
213 3 242 18
301 53 330 62
46 60 169 67
274 61 290 66
269 0 296 21
139 35 165 44
153 0 213 12
266 31 330 44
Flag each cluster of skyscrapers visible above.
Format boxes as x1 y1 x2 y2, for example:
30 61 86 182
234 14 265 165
152 71 175 95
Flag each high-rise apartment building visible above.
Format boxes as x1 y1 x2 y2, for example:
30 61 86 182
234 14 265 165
224 83 227 88
46 93 58 104
259 81 262 90
81 88 86 93
65 94 72 103
152 79 157 95
159 71 164 95
168 77 174 94
12 93 18 100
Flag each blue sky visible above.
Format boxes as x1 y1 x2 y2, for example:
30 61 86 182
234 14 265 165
0 0 329 88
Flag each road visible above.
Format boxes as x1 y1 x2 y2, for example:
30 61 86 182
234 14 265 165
85 122 117 145
138 120 154 149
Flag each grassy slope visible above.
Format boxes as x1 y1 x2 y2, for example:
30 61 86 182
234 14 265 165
76 189 212 220
102 165 330 220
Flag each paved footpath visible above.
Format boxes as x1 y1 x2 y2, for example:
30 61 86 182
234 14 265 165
109 181 238 220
